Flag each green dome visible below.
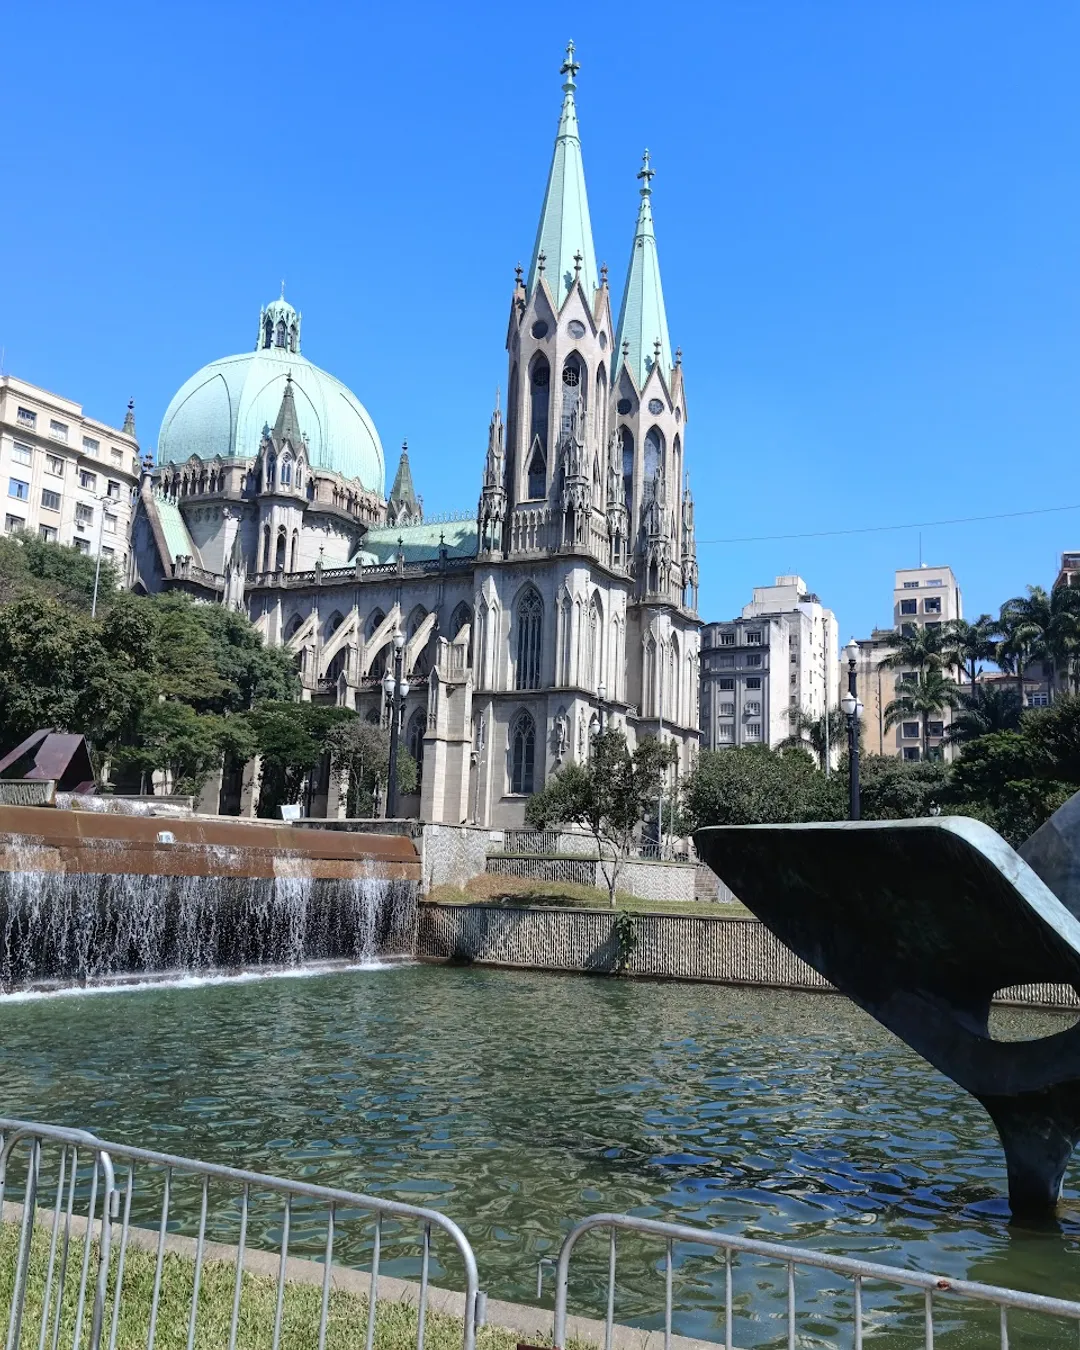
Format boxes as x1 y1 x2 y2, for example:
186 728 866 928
157 297 385 494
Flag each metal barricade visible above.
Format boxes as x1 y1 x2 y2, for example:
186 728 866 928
551 1211 1080 1350
0 1118 482 1350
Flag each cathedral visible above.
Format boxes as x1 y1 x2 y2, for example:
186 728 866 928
130 44 701 826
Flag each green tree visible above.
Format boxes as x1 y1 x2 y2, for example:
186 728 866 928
883 669 962 762
0 531 120 608
245 701 356 817
943 614 1000 691
943 685 1022 747
326 719 417 817
682 745 844 831
998 585 1080 701
780 706 846 769
858 755 950 819
525 729 676 906
112 702 228 795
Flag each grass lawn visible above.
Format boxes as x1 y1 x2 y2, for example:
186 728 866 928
0 1223 539 1350
424 873 755 920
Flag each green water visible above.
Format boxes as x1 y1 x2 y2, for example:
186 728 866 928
0 964 1078 1347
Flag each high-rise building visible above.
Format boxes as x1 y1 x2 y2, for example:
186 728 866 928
700 576 838 753
853 564 962 760
0 376 140 571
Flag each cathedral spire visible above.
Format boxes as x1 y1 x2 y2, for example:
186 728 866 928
122 398 136 439
272 372 304 448
526 41 599 309
388 441 422 526
615 150 673 390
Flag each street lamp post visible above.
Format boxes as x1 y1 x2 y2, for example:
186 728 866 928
597 682 606 734
841 638 863 821
90 492 112 619
382 631 409 819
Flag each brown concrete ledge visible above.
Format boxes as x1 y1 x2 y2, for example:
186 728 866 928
1 1201 734 1350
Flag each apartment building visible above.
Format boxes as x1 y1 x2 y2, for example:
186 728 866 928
853 564 962 760
0 376 141 571
701 576 839 753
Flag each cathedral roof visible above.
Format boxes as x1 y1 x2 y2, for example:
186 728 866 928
157 295 385 493
357 519 477 564
389 443 420 515
152 491 199 566
527 42 598 309
615 151 673 391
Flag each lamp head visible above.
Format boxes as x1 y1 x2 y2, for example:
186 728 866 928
398 679 410 700
597 682 606 703
842 638 860 666
840 692 857 717
382 671 395 700
393 630 406 652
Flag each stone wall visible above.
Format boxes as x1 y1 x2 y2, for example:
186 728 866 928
420 823 499 893
416 902 1080 1009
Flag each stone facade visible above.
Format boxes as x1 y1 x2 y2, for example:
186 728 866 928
129 48 701 828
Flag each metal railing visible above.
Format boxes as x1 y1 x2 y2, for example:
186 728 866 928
0 1119 482 1350
551 1212 1080 1350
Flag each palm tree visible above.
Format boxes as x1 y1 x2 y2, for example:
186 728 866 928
998 585 1080 703
781 706 847 769
884 668 962 762
942 684 1022 747
943 615 1000 693
879 624 950 678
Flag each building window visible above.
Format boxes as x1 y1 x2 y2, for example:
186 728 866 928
716 725 734 743
746 677 762 690
526 443 546 500
718 654 734 668
719 702 735 716
745 654 762 667
79 470 97 490
107 480 121 499
38 525 57 542
509 710 536 794
8 478 29 501
745 701 761 715
900 599 917 615
45 454 64 476
49 421 68 442
1028 693 1050 707
83 436 100 453
746 631 762 644
5 514 24 532
101 545 115 557
926 578 943 587
514 588 543 690
11 442 32 466
103 512 117 534
16 407 36 429
925 620 941 630
719 632 735 646
73 537 90 554
41 489 61 511
903 747 920 761
746 723 762 740
903 581 919 589
924 597 942 613
902 722 920 739
110 447 123 464
927 721 944 738
75 503 94 524
719 678 735 691
901 623 917 637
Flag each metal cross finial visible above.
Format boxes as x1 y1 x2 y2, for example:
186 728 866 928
600 262 608 284
537 250 546 275
401 438 408 453
515 262 523 285
675 346 682 366
560 40 580 85
622 339 630 357
638 149 654 192
573 250 583 277
654 336 662 359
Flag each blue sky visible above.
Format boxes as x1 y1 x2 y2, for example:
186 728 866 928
2 1 1077 639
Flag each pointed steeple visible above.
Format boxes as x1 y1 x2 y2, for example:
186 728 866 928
526 42 599 309
615 150 673 390
388 441 421 525
122 398 136 439
272 373 304 448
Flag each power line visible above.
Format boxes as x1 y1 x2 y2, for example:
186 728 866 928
698 502 1080 546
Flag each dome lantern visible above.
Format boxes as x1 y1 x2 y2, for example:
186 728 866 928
257 284 301 354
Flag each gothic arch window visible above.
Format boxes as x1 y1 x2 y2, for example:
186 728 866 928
366 608 387 680
673 434 682 491
263 316 273 349
275 529 287 571
450 602 472 639
407 708 426 790
509 710 536 795
527 438 546 500
326 649 347 682
620 427 634 509
561 353 586 441
514 587 543 691
644 426 663 483
594 363 607 450
306 477 315 501
289 530 299 571
327 610 345 636
643 634 656 716
266 455 276 491
295 465 303 490
289 323 298 353
407 606 431 678
285 613 304 641
505 363 519 506
587 592 602 691
275 319 286 348
280 457 292 487
529 354 550 465
261 524 271 573
669 633 681 722
365 608 385 639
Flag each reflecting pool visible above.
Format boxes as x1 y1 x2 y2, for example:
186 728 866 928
0 964 1077 1347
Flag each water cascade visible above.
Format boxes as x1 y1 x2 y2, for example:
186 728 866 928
0 809 420 992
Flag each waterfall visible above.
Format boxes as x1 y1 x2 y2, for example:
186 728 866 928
0 840 417 991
